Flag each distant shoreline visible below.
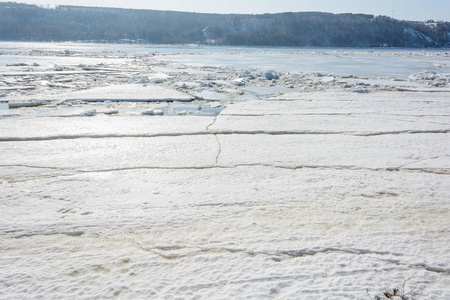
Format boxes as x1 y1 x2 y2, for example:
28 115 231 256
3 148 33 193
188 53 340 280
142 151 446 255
1 40 449 50
1 3 449 48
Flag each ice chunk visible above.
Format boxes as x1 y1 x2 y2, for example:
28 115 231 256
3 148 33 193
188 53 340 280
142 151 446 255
175 82 200 89
42 109 98 117
0 103 8 110
206 102 221 108
191 91 230 101
47 83 76 89
212 80 233 87
320 76 335 83
149 72 170 84
243 86 297 96
142 109 164 116
79 109 97 117
0 86 35 91
264 70 280 80
7 101 44 108
201 74 215 80
100 109 119 115
6 63 29 67
150 78 167 84
130 75 150 84
232 78 247 86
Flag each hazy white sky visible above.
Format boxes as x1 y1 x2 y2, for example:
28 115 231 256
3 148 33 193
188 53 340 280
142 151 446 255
14 0 450 21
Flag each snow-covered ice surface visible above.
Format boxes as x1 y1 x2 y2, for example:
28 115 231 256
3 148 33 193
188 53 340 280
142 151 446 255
1 43 450 299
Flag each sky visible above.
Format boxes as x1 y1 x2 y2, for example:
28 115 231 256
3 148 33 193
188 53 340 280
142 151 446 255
12 0 450 21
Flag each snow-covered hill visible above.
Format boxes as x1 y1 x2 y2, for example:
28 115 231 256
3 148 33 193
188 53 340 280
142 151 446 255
1 3 449 47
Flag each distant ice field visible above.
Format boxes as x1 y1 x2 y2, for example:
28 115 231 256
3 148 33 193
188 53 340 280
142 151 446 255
161 50 450 79
1 42 449 78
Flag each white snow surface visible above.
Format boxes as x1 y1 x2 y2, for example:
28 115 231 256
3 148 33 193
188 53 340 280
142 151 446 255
1 43 450 300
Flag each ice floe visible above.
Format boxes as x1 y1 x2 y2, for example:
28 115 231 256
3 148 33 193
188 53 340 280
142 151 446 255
6 84 194 103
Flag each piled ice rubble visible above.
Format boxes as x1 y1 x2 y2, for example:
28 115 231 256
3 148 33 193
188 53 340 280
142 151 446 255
408 70 450 87
1 47 449 116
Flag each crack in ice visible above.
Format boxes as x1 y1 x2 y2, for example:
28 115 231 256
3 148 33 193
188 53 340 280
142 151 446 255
11 231 85 239
206 115 218 131
2 164 448 181
215 135 222 165
1 129 448 142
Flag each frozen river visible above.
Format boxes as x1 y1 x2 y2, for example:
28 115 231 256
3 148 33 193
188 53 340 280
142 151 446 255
1 42 450 299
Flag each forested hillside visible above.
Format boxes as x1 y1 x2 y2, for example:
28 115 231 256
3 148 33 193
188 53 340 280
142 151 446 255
1 2 449 47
